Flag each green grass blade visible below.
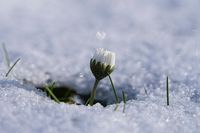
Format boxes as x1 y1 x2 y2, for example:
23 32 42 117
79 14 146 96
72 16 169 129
5 58 21 77
49 82 56 91
108 75 119 103
122 91 127 113
108 74 119 111
46 82 56 97
85 98 90 105
45 85 60 103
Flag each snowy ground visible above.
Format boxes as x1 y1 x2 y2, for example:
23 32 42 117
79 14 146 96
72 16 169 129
0 0 200 133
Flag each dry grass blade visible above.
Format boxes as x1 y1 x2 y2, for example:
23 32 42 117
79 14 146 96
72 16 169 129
1 43 10 69
5 58 21 77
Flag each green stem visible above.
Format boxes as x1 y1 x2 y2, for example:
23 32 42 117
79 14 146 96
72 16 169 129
108 75 119 103
166 76 169 106
108 75 119 111
88 79 99 106
122 91 127 113
114 104 119 111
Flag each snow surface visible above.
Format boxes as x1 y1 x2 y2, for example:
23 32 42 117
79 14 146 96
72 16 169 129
0 0 200 132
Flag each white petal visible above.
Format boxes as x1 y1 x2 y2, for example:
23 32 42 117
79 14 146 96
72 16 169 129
92 48 115 67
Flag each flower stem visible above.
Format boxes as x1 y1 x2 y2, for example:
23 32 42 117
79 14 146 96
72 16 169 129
88 79 99 106
166 76 169 106
108 75 119 110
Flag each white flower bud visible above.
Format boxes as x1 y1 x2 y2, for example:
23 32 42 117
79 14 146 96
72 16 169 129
90 48 115 80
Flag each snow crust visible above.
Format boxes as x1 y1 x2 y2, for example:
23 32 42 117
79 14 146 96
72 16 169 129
0 0 200 132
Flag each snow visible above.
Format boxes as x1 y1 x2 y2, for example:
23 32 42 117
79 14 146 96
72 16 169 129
0 0 200 132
